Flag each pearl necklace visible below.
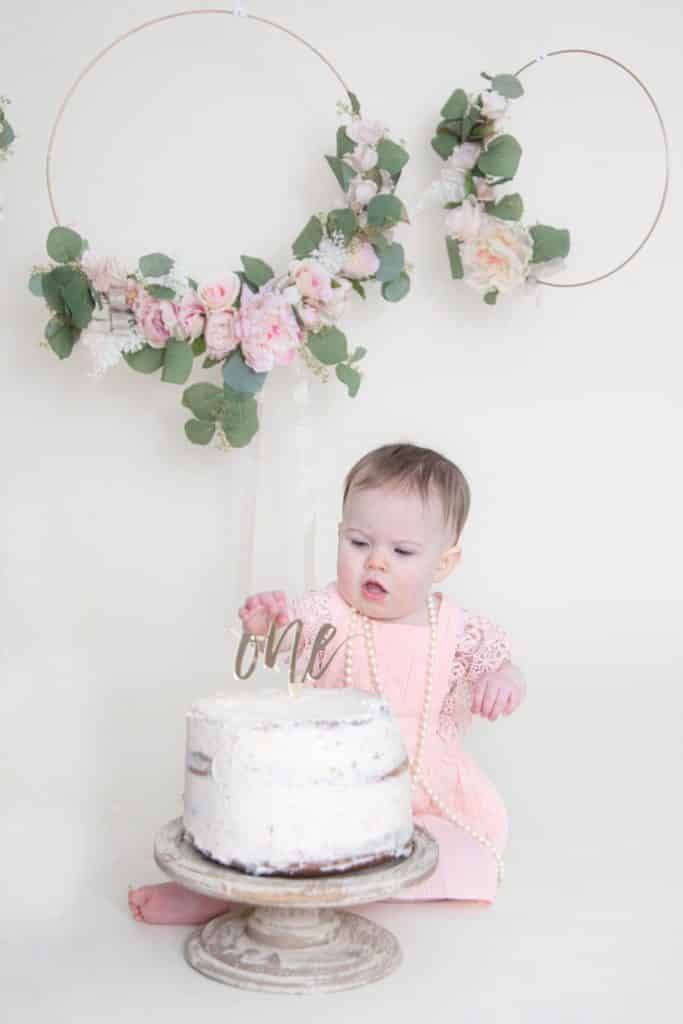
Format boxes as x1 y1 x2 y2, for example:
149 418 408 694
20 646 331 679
343 593 504 887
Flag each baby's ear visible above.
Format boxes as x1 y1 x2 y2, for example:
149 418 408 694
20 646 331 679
433 543 461 582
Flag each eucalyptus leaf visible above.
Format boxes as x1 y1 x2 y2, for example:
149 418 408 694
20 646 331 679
0 123 15 149
41 265 82 318
485 193 524 221
188 277 199 292
46 226 83 264
292 216 323 258
376 138 409 177
327 208 357 244
431 133 458 161
146 284 176 300
123 345 165 374
307 326 348 365
182 381 224 421
45 318 79 359
530 225 570 264
62 273 95 329
161 339 194 385
325 155 356 193
350 279 366 300
240 255 274 288
484 289 499 305
366 194 403 229
222 348 267 394
28 273 44 298
202 355 222 369
348 91 361 115
440 89 468 120
336 126 355 158
446 237 464 279
349 346 367 363
476 135 522 179
335 363 361 397
222 387 259 448
374 243 404 283
139 252 174 277
381 272 410 302
491 74 524 99
185 419 216 445
191 336 206 357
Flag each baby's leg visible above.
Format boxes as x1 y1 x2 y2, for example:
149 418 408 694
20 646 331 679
128 881 236 925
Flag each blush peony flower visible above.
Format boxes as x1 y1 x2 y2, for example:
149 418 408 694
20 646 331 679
460 219 533 295
81 253 128 294
347 143 378 172
320 278 353 323
236 286 303 373
135 298 178 348
197 273 241 312
342 241 380 279
205 309 238 359
445 196 485 243
176 293 205 341
346 118 386 146
289 259 333 304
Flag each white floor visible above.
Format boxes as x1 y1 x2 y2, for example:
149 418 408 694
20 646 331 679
5 684 682 1022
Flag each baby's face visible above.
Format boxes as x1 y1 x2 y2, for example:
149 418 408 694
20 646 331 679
337 483 457 624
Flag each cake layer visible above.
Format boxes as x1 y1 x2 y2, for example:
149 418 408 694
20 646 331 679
183 683 413 876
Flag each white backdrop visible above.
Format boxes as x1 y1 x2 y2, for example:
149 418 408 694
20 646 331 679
2 1 682 1020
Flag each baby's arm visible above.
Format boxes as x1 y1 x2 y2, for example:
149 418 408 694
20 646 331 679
470 662 526 721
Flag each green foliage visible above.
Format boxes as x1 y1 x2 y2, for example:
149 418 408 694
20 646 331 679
307 326 348 365
146 284 176 300
446 237 464 279
484 289 499 305
440 89 468 120
476 135 522 179
530 225 571 263
376 138 409 177
45 318 79 359
489 74 524 99
124 345 165 373
28 273 44 297
336 126 355 158
161 339 194 384
366 194 405 229
222 348 267 394
325 155 356 193
327 208 357 245
240 255 274 288
292 216 323 258
374 243 404 283
182 381 224 421
185 419 216 445
139 253 174 277
381 272 410 302
222 385 259 447
46 226 84 264
335 362 361 397
431 133 458 160
485 193 524 221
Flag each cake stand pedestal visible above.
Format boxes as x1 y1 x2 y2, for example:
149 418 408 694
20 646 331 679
154 817 438 995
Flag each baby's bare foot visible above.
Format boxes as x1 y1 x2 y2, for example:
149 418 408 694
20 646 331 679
128 881 235 925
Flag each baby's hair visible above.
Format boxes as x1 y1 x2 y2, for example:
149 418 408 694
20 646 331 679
342 443 470 545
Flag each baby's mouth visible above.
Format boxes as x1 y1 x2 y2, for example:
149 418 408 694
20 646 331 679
362 579 388 600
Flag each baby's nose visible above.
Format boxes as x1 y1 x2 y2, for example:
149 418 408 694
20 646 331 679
366 551 387 571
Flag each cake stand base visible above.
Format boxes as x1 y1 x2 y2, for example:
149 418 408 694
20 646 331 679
155 817 438 995
185 905 401 994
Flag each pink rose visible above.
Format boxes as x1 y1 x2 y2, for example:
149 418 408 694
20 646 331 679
136 298 177 349
176 293 205 341
445 196 485 243
81 253 128 293
320 278 352 324
347 177 378 209
342 241 380 279
289 259 333 304
237 287 303 373
197 273 241 311
346 119 386 146
205 309 238 359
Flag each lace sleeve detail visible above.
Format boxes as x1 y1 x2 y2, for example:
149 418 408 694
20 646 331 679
437 611 512 739
286 585 335 686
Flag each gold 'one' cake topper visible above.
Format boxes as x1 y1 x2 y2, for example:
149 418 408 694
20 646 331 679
233 617 348 698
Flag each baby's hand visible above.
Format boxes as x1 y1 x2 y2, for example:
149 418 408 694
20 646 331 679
238 591 289 636
471 664 526 721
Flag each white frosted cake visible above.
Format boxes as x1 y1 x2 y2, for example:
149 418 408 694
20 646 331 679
182 683 414 877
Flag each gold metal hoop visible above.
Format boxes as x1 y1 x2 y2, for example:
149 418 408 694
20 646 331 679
45 8 353 226
512 48 670 288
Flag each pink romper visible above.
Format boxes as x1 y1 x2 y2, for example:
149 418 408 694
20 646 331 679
290 582 513 903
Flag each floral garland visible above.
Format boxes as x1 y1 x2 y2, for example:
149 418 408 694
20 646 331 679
0 95 14 160
29 93 410 448
428 72 570 304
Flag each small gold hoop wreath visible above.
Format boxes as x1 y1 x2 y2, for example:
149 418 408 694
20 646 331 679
430 48 669 304
31 8 411 449
513 49 670 288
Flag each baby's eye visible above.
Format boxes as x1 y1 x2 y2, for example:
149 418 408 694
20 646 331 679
350 538 367 548
395 548 414 556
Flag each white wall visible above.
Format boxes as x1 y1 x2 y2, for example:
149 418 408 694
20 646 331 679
1 0 681 960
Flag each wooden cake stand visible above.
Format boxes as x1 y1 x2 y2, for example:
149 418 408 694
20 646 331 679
154 817 438 995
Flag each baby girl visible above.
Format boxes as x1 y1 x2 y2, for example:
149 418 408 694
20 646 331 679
129 442 526 924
